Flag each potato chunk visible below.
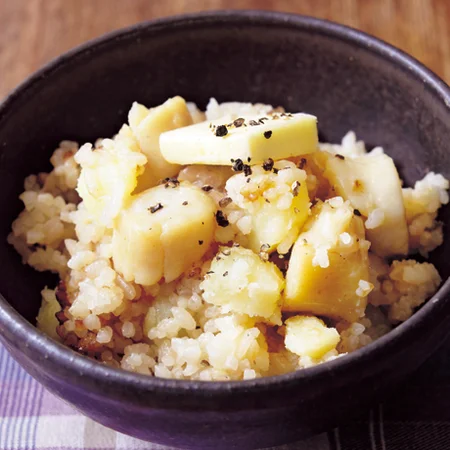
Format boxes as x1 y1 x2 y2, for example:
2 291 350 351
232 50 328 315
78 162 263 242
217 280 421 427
225 160 310 254
316 151 408 257
75 140 146 227
285 316 340 359
129 97 193 191
284 199 370 322
160 112 318 165
36 288 62 341
112 182 216 285
200 247 284 319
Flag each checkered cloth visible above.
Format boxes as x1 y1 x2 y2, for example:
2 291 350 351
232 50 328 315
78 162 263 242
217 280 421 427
1 340 450 450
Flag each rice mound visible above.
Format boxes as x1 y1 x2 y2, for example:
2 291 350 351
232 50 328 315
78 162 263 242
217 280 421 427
8 99 449 381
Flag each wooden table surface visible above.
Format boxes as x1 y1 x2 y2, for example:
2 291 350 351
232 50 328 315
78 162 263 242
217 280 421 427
1 0 450 99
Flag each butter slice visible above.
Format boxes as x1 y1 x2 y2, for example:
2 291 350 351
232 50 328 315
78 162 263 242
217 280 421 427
159 113 318 165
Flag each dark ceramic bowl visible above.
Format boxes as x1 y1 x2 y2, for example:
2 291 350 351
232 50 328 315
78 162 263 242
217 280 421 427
1 10 450 450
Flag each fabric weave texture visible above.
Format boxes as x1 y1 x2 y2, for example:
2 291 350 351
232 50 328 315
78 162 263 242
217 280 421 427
1 340 450 450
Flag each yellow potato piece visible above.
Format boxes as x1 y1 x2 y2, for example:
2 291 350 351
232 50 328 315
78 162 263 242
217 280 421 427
248 183 309 253
316 151 409 257
129 97 193 192
36 288 62 342
284 200 370 322
225 161 310 254
75 140 146 226
112 219 164 286
200 246 285 319
285 316 340 359
284 245 369 322
112 182 216 285
159 113 318 165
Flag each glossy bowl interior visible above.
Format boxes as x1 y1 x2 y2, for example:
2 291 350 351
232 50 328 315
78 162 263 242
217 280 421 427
1 11 450 450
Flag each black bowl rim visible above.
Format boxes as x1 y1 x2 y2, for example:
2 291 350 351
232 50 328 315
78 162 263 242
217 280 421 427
1 9 450 399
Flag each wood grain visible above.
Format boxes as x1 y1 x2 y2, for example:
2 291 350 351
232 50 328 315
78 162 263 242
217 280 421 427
1 0 450 99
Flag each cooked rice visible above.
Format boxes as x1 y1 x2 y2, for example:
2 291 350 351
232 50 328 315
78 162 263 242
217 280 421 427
8 98 448 381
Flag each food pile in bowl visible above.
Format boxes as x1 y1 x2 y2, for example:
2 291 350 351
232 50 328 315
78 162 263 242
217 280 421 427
8 97 449 381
